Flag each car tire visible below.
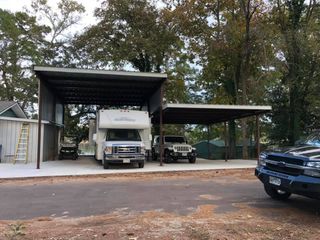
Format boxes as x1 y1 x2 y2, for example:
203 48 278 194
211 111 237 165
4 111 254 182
264 184 291 200
103 160 109 169
58 154 63 160
138 162 144 168
189 157 196 164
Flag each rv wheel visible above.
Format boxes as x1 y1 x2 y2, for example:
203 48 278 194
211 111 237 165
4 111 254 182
103 160 109 169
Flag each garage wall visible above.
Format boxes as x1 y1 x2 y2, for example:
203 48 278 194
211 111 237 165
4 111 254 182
43 124 61 161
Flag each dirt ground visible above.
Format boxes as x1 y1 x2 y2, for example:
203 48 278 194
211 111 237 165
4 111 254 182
0 169 319 240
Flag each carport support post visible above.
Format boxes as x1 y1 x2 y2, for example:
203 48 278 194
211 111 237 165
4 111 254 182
36 80 43 169
159 83 164 166
255 115 261 159
224 122 228 162
207 125 210 159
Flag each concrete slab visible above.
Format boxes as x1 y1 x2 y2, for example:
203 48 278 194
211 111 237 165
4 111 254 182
0 157 257 179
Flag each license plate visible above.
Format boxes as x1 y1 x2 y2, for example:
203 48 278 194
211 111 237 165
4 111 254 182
182 153 187 156
269 176 281 186
123 159 130 163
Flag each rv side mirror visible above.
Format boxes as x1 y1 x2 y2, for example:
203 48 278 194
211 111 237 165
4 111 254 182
93 134 97 142
149 134 152 141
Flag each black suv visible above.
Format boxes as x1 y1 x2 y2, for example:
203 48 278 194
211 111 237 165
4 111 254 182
255 132 320 200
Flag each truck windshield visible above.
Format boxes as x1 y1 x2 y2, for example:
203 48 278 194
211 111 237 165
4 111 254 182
164 136 186 143
304 132 320 146
106 129 141 141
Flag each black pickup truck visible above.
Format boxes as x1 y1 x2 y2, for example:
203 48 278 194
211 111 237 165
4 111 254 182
255 132 320 200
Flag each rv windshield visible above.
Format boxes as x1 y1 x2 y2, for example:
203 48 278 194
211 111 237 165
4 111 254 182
106 129 141 141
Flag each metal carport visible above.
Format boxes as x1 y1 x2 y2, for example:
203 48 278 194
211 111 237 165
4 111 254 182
34 66 271 169
152 103 271 125
152 103 272 165
34 66 167 169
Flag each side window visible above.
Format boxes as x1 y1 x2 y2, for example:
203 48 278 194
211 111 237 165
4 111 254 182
156 137 159 143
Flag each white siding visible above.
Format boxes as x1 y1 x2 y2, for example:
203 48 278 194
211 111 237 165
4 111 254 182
0 119 39 163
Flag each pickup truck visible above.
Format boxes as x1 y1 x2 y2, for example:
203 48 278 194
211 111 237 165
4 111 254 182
255 132 320 200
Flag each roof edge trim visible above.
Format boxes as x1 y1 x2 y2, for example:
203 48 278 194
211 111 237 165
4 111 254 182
164 103 272 111
33 66 167 79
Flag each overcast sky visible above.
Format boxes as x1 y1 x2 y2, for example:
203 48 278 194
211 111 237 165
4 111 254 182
0 0 100 31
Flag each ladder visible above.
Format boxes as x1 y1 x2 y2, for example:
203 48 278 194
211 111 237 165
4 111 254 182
13 123 30 164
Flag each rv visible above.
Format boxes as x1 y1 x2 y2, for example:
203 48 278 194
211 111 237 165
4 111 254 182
93 109 151 169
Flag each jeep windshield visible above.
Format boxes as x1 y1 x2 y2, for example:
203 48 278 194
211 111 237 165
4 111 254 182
164 136 186 143
106 129 141 141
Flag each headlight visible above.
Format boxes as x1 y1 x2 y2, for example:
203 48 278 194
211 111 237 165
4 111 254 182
141 146 146 154
104 146 112 154
258 153 267 167
304 161 320 177
306 161 320 169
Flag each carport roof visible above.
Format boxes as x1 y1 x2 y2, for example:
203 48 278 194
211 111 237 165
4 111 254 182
33 66 167 106
152 103 272 124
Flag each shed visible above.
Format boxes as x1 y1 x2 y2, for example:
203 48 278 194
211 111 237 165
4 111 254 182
0 101 51 163
0 117 40 163
0 101 27 118
193 139 257 160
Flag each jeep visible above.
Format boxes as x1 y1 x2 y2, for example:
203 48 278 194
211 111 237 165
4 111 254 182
152 135 197 163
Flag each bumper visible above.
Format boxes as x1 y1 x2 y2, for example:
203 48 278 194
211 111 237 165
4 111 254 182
169 151 196 159
255 167 320 198
104 154 145 164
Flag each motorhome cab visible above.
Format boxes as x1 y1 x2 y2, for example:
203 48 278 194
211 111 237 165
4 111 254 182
93 109 151 169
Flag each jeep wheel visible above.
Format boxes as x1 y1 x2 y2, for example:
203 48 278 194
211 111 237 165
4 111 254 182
189 157 196 164
103 160 109 169
264 184 291 200
138 162 144 168
164 150 172 163
152 149 157 161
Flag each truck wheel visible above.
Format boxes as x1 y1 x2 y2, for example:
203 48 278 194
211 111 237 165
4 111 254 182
189 157 196 164
138 162 144 168
103 160 109 169
264 184 291 200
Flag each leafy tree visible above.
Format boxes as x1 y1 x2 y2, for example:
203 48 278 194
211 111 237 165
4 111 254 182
0 0 85 115
30 0 85 65
76 0 182 73
165 0 271 158
270 0 320 144
0 9 49 110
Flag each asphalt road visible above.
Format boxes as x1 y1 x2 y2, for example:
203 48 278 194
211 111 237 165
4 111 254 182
0 175 319 220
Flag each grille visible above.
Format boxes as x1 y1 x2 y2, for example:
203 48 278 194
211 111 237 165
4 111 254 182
265 163 303 176
113 146 139 154
174 146 190 152
267 155 304 166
